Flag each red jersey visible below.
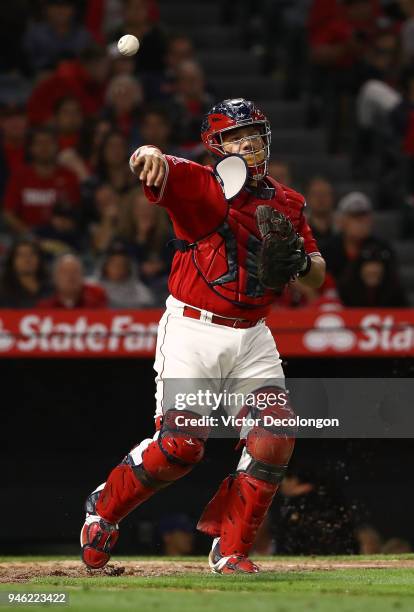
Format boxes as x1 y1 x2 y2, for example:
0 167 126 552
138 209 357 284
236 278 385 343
4 164 80 228
37 284 107 309
144 156 320 320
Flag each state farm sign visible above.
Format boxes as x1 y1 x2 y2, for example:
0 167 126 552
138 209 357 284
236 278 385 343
0 308 413 358
303 313 414 353
0 311 159 357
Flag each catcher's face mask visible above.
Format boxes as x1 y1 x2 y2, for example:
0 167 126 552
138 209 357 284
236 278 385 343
220 125 270 181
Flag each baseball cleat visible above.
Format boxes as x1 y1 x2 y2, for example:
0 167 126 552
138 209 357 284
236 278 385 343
80 489 119 570
208 537 260 575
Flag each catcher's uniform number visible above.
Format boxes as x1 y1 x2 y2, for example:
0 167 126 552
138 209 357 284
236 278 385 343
1 592 68 605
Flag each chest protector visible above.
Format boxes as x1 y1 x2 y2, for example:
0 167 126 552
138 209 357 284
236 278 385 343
174 178 306 310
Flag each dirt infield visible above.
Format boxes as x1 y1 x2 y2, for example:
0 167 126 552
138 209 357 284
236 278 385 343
2 558 414 583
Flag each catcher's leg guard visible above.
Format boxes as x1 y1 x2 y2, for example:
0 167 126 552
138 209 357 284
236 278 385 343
81 484 120 570
82 410 207 568
96 410 207 524
198 390 295 561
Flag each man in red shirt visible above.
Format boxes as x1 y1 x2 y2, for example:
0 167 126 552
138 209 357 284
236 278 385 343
38 253 107 309
3 127 80 234
27 45 109 126
80 99 325 574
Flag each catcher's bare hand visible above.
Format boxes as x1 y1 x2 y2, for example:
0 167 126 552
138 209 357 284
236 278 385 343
129 146 166 188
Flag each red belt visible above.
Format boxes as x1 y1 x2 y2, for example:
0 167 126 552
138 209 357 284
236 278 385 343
183 305 262 329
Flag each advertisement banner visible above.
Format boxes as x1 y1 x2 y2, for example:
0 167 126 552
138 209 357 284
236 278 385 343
0 308 413 358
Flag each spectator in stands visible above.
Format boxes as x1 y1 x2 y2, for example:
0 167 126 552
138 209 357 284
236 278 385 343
38 253 107 308
324 191 398 284
84 0 124 45
53 96 84 152
103 74 143 144
158 514 195 556
23 0 92 75
273 465 359 554
96 240 154 308
172 60 214 149
110 0 167 76
382 538 412 554
0 239 51 308
27 44 109 125
95 130 136 196
308 0 380 76
269 160 293 187
57 119 114 223
307 0 381 150
34 202 83 257
0 102 28 199
337 243 407 306
119 188 172 300
89 184 122 254
274 272 341 308
357 27 400 88
108 46 136 79
353 28 402 175
3 127 80 234
305 176 336 253
233 0 311 95
356 524 383 553
137 107 176 153
356 524 413 554
165 35 195 76
385 67 414 214
74 118 113 173
159 35 195 98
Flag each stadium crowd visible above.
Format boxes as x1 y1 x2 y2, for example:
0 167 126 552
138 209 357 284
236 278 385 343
0 0 413 310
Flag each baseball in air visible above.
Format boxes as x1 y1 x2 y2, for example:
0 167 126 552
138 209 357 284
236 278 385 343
117 34 140 56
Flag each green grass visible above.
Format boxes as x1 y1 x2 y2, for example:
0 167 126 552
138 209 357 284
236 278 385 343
1 557 414 612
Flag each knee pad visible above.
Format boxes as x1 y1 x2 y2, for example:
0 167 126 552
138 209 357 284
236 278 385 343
244 387 296 483
136 410 207 488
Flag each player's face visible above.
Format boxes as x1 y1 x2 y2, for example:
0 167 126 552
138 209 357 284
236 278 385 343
221 126 265 166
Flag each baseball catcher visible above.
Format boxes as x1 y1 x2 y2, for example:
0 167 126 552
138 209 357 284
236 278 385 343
80 98 326 574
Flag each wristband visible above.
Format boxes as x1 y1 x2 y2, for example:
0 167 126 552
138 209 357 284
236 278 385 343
298 254 312 277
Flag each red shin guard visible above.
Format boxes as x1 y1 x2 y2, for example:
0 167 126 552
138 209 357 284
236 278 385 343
198 473 278 556
197 476 232 537
219 472 278 557
96 433 205 525
96 464 155 524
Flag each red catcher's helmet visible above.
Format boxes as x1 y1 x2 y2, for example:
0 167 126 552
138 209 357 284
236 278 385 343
201 98 271 180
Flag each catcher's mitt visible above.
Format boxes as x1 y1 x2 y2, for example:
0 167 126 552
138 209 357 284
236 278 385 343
256 205 308 291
